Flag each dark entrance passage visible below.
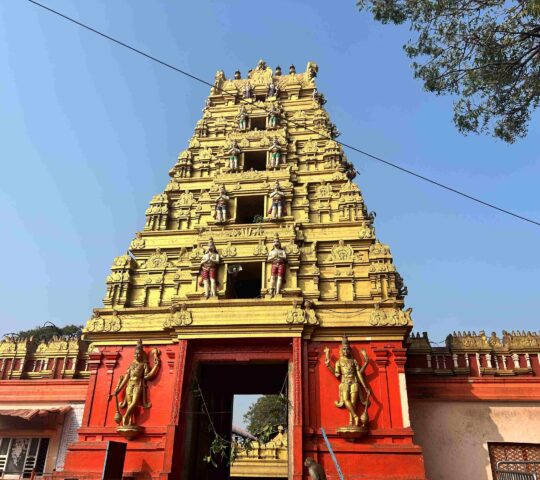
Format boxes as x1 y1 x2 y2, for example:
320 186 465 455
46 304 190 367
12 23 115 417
236 195 265 224
226 262 263 299
243 151 267 171
182 362 289 480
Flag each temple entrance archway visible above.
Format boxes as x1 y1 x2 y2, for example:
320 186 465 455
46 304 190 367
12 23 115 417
181 361 289 480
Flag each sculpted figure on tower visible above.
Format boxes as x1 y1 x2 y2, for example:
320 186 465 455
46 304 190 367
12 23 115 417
268 82 279 98
243 82 253 99
268 181 285 219
109 339 161 439
228 140 241 172
268 137 282 169
237 105 248 131
324 336 371 437
214 185 230 223
268 104 281 129
199 238 220 299
267 234 287 297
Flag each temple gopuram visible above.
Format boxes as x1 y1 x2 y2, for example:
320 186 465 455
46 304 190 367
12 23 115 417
1 60 539 480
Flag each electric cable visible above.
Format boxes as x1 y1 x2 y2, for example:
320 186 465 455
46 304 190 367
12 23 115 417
24 0 540 228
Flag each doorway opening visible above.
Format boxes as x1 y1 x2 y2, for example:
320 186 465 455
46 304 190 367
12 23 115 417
183 362 289 480
226 262 263 299
250 116 266 131
236 196 265 224
243 151 267 171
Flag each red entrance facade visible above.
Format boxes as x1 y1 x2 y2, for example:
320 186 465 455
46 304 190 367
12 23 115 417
56 337 425 480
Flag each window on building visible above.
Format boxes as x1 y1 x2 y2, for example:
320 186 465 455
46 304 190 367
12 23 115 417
243 151 267 171
235 196 265 224
226 262 263 299
255 94 266 103
0 437 49 478
488 442 540 479
250 116 266 131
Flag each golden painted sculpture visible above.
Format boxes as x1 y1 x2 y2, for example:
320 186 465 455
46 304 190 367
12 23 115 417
109 339 161 439
324 336 371 437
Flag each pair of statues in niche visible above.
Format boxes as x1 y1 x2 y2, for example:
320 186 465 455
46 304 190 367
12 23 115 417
197 234 287 299
236 105 281 132
226 138 283 172
241 78 279 101
213 181 286 224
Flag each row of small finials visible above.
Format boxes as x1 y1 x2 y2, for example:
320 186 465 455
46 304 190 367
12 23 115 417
232 65 298 80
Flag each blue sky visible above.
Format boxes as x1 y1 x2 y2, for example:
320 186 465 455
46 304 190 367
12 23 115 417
1 0 539 343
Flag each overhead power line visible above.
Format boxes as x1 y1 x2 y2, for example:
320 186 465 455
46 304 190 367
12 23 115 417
25 0 540 228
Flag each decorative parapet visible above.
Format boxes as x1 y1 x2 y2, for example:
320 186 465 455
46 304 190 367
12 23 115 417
230 426 288 478
407 330 540 377
0 336 89 380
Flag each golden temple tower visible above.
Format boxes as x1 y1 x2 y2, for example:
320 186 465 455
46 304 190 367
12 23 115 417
73 59 423 480
99 59 408 323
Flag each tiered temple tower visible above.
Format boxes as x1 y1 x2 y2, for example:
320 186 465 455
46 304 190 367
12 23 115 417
59 60 427 480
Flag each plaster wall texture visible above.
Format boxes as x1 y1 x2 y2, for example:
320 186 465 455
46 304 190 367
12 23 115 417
55 403 85 471
409 400 540 480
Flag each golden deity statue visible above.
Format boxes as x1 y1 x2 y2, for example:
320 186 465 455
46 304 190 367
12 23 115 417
109 339 161 439
324 336 371 437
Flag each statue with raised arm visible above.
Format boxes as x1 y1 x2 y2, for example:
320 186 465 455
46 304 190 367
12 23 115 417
109 339 161 439
323 336 371 437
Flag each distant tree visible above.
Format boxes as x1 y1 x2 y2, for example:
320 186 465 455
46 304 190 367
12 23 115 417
10 323 83 342
355 0 540 142
243 395 288 437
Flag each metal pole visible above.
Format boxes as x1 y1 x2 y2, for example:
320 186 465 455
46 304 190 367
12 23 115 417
320 427 345 480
